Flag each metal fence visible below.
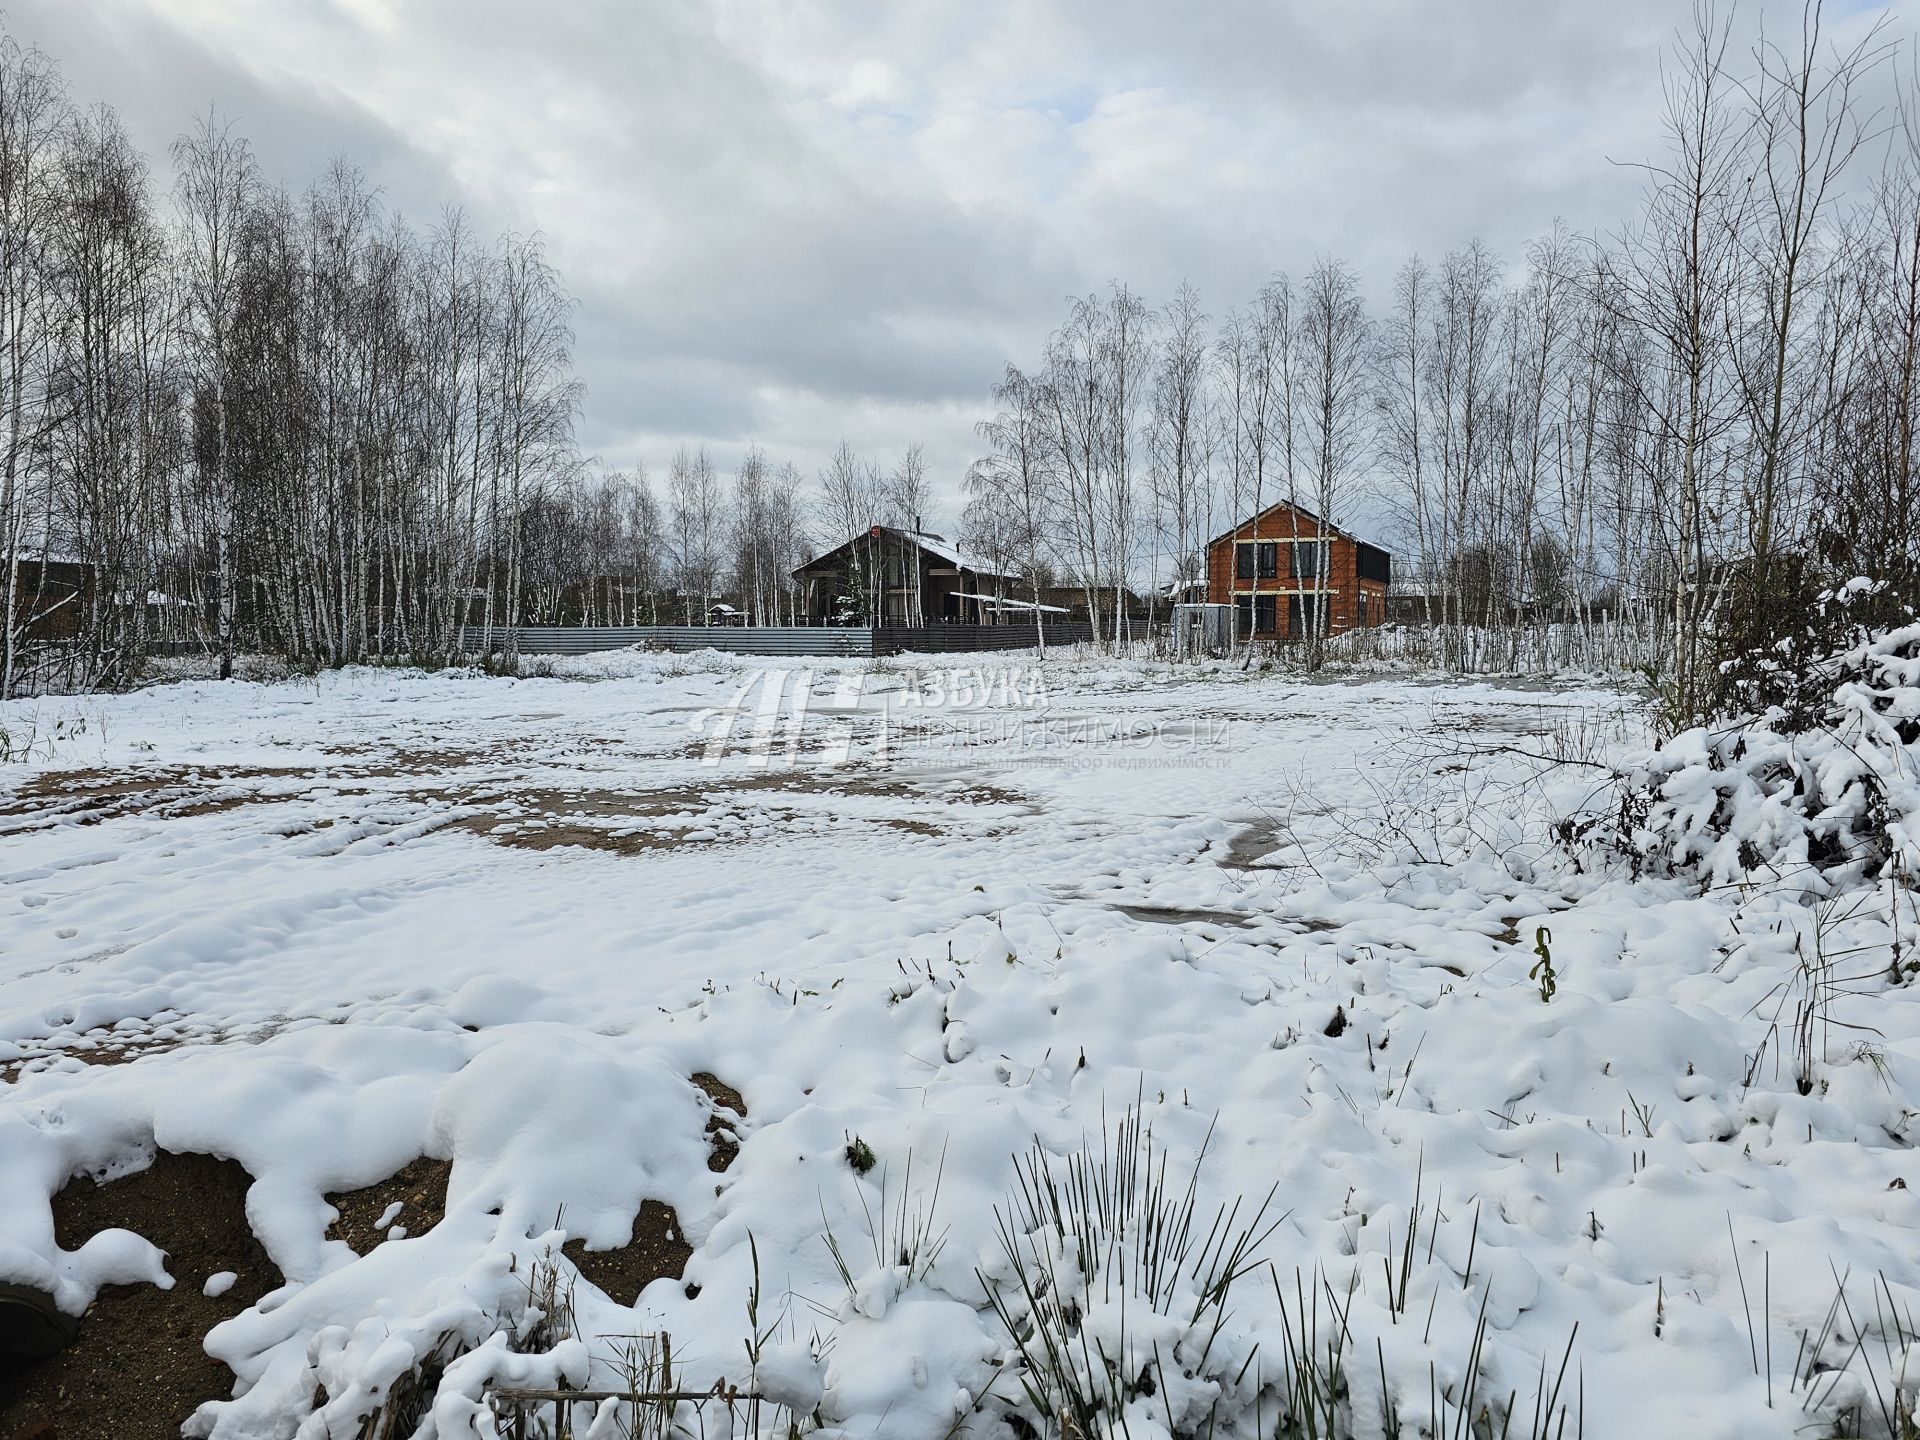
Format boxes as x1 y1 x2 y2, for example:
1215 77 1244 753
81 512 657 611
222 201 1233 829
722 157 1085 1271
454 626 870 657
872 623 1097 654
454 624 1100 658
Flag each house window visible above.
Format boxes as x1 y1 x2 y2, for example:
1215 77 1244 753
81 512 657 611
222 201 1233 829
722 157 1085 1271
1233 595 1276 635
1288 594 1320 637
1358 592 1369 626
1291 542 1322 579
1235 541 1278 579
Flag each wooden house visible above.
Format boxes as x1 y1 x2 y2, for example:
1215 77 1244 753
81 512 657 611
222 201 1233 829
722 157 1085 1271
1204 501 1390 641
793 527 1017 626
8 555 96 643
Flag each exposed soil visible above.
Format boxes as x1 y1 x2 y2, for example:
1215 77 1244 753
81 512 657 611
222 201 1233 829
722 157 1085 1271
382 746 494 774
2 757 1028 866
555 1073 741 1307
1109 902 1258 930
874 817 945 837
691 1071 747 1173
0 1038 152 1086
444 770 1016 857
0 766 298 831
325 1156 452 1254
0 1151 281 1440
0 1020 287 1085
448 782 729 856
1220 818 1292 870
561 1201 691 1309
465 818 682 856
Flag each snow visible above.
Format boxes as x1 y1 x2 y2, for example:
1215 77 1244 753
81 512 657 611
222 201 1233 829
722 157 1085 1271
0 653 1915 1437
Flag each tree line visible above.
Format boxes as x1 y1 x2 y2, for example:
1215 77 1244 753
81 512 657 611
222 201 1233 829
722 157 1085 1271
0 28 910 694
962 2 1919 716
9 4 1919 713
0 26 593 693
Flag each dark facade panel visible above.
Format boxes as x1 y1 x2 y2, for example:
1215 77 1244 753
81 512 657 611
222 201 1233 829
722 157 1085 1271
1356 544 1392 585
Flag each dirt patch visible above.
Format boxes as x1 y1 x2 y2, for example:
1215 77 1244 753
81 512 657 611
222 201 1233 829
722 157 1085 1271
462 817 684 855
0 1038 153 1085
1110 902 1258 930
723 771 915 801
1220 818 1292 871
387 746 493 771
331 745 496 780
445 770 1013 857
720 769 1028 811
0 1150 282 1440
0 1020 283 1085
561 1200 691 1308
875 817 945 837
444 782 695 855
692 1072 747 1173
0 764 318 832
325 1156 452 1254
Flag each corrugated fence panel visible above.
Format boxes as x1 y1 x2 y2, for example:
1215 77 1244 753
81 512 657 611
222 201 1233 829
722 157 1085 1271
457 626 875 656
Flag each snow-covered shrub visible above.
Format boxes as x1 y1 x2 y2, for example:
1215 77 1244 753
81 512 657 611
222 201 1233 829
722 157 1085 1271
977 1109 1280 1440
1561 620 1920 893
196 1242 589 1440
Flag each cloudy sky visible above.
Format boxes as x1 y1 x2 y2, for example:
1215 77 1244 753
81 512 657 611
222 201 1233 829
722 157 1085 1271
8 0 1907 527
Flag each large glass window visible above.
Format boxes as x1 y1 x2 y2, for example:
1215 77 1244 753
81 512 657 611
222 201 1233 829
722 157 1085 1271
1233 594 1278 635
1291 542 1322 579
1237 541 1279 579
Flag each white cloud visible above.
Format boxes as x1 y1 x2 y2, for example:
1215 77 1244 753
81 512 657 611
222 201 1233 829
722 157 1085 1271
12 0 1917 527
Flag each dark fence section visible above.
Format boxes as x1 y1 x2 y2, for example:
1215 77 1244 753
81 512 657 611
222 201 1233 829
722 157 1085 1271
455 624 1100 658
872 623 1097 655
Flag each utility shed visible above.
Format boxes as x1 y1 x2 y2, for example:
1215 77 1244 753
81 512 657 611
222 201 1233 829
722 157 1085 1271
1204 501 1391 642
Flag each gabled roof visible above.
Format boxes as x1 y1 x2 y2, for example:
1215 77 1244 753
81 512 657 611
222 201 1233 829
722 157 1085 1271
795 525 1018 581
7 533 90 568
1205 499 1388 554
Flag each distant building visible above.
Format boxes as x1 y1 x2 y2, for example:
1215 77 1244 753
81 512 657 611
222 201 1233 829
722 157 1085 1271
8 555 96 643
1035 584 1153 626
792 527 1018 626
1205 501 1391 640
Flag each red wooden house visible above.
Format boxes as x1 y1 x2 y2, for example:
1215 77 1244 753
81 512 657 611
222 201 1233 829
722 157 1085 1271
1204 501 1391 641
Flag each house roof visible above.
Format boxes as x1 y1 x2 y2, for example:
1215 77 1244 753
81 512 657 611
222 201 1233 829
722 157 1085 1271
8 534 90 568
958 592 1071 614
795 525 1018 581
1204 499 1389 555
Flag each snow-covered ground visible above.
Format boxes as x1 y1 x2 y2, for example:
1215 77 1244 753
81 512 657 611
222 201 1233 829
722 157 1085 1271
1 652 1914 1438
